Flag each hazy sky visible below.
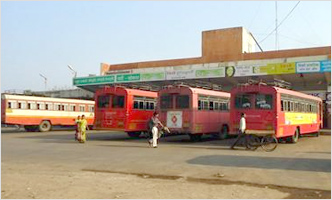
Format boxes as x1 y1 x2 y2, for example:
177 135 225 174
1 1 331 92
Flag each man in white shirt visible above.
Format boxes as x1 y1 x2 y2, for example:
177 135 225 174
230 113 249 149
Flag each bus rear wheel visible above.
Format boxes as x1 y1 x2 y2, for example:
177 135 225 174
127 132 141 138
39 121 52 132
290 128 299 143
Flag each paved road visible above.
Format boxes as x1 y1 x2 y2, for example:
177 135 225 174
1 128 331 198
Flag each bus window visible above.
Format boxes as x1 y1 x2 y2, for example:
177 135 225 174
209 101 214 110
281 100 284 111
79 105 85 112
213 102 218 111
255 94 272 109
176 95 189 109
198 100 202 110
161 95 172 109
8 101 17 109
97 95 110 108
133 101 139 109
139 101 144 109
203 101 209 110
88 105 94 112
112 96 125 108
149 102 155 110
235 94 251 109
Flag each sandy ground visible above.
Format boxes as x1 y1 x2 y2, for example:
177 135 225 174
2 162 291 199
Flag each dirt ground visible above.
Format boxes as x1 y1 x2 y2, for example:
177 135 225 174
1 129 331 199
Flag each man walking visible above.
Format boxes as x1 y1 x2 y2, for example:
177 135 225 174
230 113 248 149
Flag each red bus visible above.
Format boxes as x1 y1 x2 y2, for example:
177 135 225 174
1 94 94 132
230 83 322 143
158 85 231 141
94 86 158 138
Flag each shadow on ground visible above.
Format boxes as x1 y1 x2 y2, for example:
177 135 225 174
187 154 331 172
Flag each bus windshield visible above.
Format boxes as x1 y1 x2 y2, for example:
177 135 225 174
255 94 273 109
176 95 189 109
112 95 125 108
160 95 173 109
235 94 252 109
97 95 110 108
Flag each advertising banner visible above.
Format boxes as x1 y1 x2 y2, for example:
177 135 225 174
195 68 225 78
296 61 320 73
166 69 195 80
141 72 165 81
116 74 140 82
166 111 183 128
320 60 331 72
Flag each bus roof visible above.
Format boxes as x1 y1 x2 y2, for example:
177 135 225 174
159 85 230 97
96 86 157 98
1 94 95 104
231 85 322 102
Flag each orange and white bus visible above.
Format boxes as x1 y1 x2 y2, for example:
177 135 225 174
1 94 94 132
230 83 322 143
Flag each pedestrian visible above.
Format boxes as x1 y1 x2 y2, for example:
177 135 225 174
230 113 249 149
75 115 81 141
79 115 89 143
148 112 164 148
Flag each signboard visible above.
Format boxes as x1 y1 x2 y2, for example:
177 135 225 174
166 111 182 128
116 74 140 82
166 69 195 80
73 75 115 86
195 68 225 78
141 72 165 81
320 60 331 72
296 61 320 73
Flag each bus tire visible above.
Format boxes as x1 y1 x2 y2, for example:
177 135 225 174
39 121 52 132
127 132 141 138
189 134 202 142
290 128 299 143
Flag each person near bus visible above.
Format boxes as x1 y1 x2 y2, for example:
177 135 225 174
75 115 81 141
230 113 249 149
79 115 89 143
148 112 164 148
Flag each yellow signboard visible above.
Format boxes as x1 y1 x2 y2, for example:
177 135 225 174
258 62 296 75
284 113 317 125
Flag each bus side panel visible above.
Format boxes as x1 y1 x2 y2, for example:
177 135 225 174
1 98 6 124
193 110 229 134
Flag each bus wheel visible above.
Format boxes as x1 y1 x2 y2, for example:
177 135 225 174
189 134 202 142
127 132 141 138
290 128 299 143
39 121 52 132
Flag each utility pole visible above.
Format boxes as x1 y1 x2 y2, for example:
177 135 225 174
39 73 47 91
275 1 278 50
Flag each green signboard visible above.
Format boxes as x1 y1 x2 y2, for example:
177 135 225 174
141 72 165 81
116 74 140 82
195 68 225 78
73 75 115 86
